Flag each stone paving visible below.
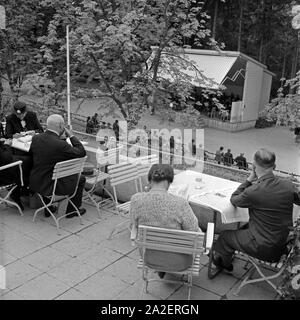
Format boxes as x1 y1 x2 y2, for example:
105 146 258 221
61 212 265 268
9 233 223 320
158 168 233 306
0 202 279 300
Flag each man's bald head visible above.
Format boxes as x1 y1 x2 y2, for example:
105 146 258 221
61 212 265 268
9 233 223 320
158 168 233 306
46 114 65 135
253 148 276 170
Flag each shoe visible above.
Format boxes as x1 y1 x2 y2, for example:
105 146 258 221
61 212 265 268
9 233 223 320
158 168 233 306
157 272 166 279
21 187 30 197
212 253 233 272
212 254 223 269
66 207 86 219
9 193 24 211
223 264 233 272
44 205 57 217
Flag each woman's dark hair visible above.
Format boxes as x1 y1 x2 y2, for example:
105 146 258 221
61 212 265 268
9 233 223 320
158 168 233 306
148 164 174 184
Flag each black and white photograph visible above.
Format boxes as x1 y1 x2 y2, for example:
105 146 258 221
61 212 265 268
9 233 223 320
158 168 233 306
0 0 300 305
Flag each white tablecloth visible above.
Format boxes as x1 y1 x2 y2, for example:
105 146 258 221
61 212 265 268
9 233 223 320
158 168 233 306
12 136 32 152
170 170 300 224
11 136 88 152
169 170 249 224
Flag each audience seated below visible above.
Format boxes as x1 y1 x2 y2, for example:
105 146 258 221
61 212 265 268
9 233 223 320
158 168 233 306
29 114 87 218
130 163 201 279
213 146 248 169
212 148 300 272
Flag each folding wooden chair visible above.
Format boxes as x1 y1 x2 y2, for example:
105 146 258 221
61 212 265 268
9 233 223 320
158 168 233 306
0 160 24 215
83 146 122 217
32 156 87 234
135 223 215 300
131 154 159 191
234 230 296 297
107 161 140 239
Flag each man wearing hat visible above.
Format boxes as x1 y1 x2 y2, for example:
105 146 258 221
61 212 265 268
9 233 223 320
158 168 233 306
5 101 43 138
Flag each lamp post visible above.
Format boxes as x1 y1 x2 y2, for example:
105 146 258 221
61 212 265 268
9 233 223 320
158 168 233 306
66 25 71 128
292 6 300 94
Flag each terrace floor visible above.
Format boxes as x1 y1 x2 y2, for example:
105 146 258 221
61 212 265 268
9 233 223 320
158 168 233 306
0 201 280 300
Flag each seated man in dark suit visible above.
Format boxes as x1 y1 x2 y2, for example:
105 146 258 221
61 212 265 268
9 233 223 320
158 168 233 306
5 101 44 138
0 139 24 209
223 149 233 166
213 148 300 272
234 153 248 170
29 114 86 218
4 101 38 186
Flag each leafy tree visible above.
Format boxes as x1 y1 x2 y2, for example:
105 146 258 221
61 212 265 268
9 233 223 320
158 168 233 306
0 0 44 100
36 0 217 127
3 0 297 128
262 73 300 129
204 0 298 97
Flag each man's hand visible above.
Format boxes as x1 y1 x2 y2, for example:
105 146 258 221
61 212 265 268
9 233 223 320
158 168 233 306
13 133 22 139
26 130 36 136
247 169 257 183
4 139 12 146
64 127 74 138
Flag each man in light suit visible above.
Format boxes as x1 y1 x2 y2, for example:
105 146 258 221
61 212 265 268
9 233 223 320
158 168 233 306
213 148 300 272
29 114 86 218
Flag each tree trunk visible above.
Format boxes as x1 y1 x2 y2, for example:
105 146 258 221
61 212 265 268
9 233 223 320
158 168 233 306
290 33 300 94
116 100 128 120
150 47 163 115
237 0 243 51
281 39 288 86
212 0 219 39
0 76 3 116
258 0 265 62
6 64 19 101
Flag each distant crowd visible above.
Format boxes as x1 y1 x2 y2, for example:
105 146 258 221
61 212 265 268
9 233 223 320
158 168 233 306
214 146 248 170
86 113 120 142
83 115 250 170
196 93 241 121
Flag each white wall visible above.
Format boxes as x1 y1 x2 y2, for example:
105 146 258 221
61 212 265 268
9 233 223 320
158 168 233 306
242 61 264 122
259 72 272 113
230 101 243 123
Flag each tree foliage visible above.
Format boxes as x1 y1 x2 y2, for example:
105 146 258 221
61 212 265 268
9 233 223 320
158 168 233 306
2 0 300 128
0 0 45 97
204 0 297 94
33 0 216 127
262 73 300 128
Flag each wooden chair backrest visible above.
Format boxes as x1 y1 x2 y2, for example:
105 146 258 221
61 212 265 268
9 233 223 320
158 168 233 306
97 146 123 167
0 160 24 187
133 154 159 178
136 225 205 256
52 156 87 180
108 162 139 187
129 154 158 165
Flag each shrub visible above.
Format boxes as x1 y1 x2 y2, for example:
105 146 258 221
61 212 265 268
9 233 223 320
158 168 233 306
255 117 275 128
